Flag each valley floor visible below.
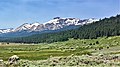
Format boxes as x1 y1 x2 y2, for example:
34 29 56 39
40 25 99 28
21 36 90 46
0 36 120 67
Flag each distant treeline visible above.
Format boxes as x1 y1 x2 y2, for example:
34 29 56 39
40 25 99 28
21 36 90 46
0 15 120 43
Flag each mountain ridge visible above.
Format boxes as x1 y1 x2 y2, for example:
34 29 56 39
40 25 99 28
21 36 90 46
0 17 98 34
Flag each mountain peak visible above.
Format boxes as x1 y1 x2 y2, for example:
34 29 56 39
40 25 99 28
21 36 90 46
53 17 61 19
31 22 40 26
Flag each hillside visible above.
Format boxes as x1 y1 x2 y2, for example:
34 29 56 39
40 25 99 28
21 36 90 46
0 15 120 43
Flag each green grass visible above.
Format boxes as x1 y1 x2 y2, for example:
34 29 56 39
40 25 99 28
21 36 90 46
0 36 120 60
0 36 120 61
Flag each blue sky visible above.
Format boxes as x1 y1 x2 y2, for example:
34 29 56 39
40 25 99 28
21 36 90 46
0 0 119 29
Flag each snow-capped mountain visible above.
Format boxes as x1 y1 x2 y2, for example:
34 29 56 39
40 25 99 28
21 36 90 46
0 17 99 34
14 17 98 32
0 28 14 34
14 22 40 32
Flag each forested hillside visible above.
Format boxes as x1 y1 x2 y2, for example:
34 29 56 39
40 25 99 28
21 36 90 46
1 15 120 43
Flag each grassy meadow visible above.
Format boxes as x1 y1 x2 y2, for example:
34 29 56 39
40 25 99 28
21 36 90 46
0 36 120 67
